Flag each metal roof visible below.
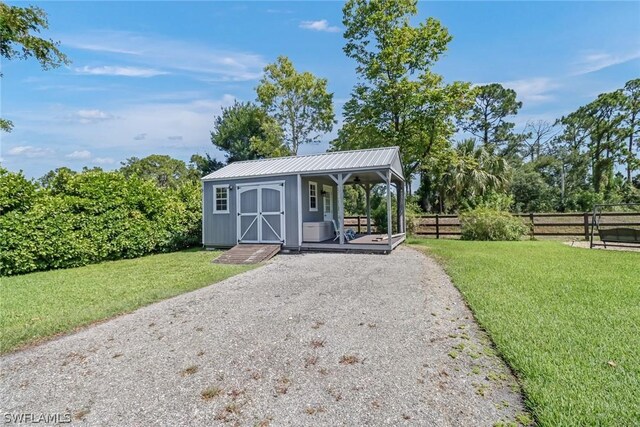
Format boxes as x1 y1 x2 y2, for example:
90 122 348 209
202 147 404 181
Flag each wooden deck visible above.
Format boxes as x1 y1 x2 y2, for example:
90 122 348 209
212 244 281 264
300 233 405 253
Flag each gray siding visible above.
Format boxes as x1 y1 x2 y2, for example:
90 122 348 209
300 177 338 224
202 175 299 248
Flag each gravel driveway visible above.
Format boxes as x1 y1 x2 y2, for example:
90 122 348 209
1 247 525 426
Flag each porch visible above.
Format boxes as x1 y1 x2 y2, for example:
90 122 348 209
297 165 406 253
300 233 406 253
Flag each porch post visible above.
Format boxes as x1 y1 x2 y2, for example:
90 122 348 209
297 174 303 248
396 183 403 234
338 173 345 245
386 170 392 246
365 183 371 235
402 181 407 233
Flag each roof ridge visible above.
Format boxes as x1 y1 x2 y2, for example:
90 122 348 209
229 146 399 165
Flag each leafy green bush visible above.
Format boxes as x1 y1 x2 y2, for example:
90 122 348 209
0 167 37 214
405 199 422 236
0 169 201 276
371 200 396 234
460 207 527 241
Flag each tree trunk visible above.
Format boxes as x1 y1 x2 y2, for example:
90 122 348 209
628 114 636 184
418 171 431 212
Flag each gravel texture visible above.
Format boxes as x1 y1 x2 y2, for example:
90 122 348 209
1 246 526 426
564 240 640 252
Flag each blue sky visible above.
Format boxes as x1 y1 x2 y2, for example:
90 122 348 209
2 1 639 179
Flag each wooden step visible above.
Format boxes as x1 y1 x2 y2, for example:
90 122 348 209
212 244 281 265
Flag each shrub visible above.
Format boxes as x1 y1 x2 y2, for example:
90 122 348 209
0 169 202 276
0 167 37 214
405 199 422 236
371 200 397 234
460 207 527 241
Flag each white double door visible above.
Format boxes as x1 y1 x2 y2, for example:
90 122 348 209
237 183 285 244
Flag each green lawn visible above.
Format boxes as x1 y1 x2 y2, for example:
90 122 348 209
0 249 252 354
409 239 639 426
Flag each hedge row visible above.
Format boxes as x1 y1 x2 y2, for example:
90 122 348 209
0 168 201 276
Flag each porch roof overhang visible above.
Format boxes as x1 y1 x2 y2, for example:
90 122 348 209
303 168 404 186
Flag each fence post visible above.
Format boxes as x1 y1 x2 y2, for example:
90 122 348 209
583 212 589 241
529 212 535 238
357 216 361 234
435 214 440 239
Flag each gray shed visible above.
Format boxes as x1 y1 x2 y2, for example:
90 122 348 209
201 147 406 253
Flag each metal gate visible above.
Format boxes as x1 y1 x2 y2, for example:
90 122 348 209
237 183 285 244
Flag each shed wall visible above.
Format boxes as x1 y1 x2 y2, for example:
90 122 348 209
300 176 338 224
202 175 299 248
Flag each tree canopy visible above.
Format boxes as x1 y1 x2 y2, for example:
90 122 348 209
256 56 335 155
0 2 69 132
119 155 199 189
210 101 281 162
460 83 524 156
332 0 471 197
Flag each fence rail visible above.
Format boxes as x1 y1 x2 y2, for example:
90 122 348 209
344 212 640 240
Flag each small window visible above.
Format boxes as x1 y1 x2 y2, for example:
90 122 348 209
213 185 229 213
309 181 318 211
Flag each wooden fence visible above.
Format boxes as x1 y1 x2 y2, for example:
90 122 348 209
344 212 640 239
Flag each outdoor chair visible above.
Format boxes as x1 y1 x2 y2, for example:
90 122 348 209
331 219 355 241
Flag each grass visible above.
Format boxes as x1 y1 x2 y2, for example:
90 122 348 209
0 249 253 353
339 354 360 365
201 386 223 401
409 239 640 426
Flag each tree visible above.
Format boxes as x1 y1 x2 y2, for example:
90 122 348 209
38 167 76 191
547 120 591 210
120 155 198 189
256 56 335 155
435 139 510 212
621 79 640 185
563 92 625 193
333 0 464 195
189 154 224 177
460 83 525 156
510 165 555 212
0 2 70 132
522 120 556 162
210 101 281 162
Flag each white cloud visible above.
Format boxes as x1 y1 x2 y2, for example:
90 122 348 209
2 94 238 178
572 50 640 75
75 65 168 78
6 146 54 158
14 94 237 155
72 109 116 124
500 77 561 104
94 157 115 165
66 150 92 160
167 135 183 141
67 43 140 55
64 31 266 81
300 19 341 33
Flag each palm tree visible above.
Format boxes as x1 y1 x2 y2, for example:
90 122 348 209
438 139 510 212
